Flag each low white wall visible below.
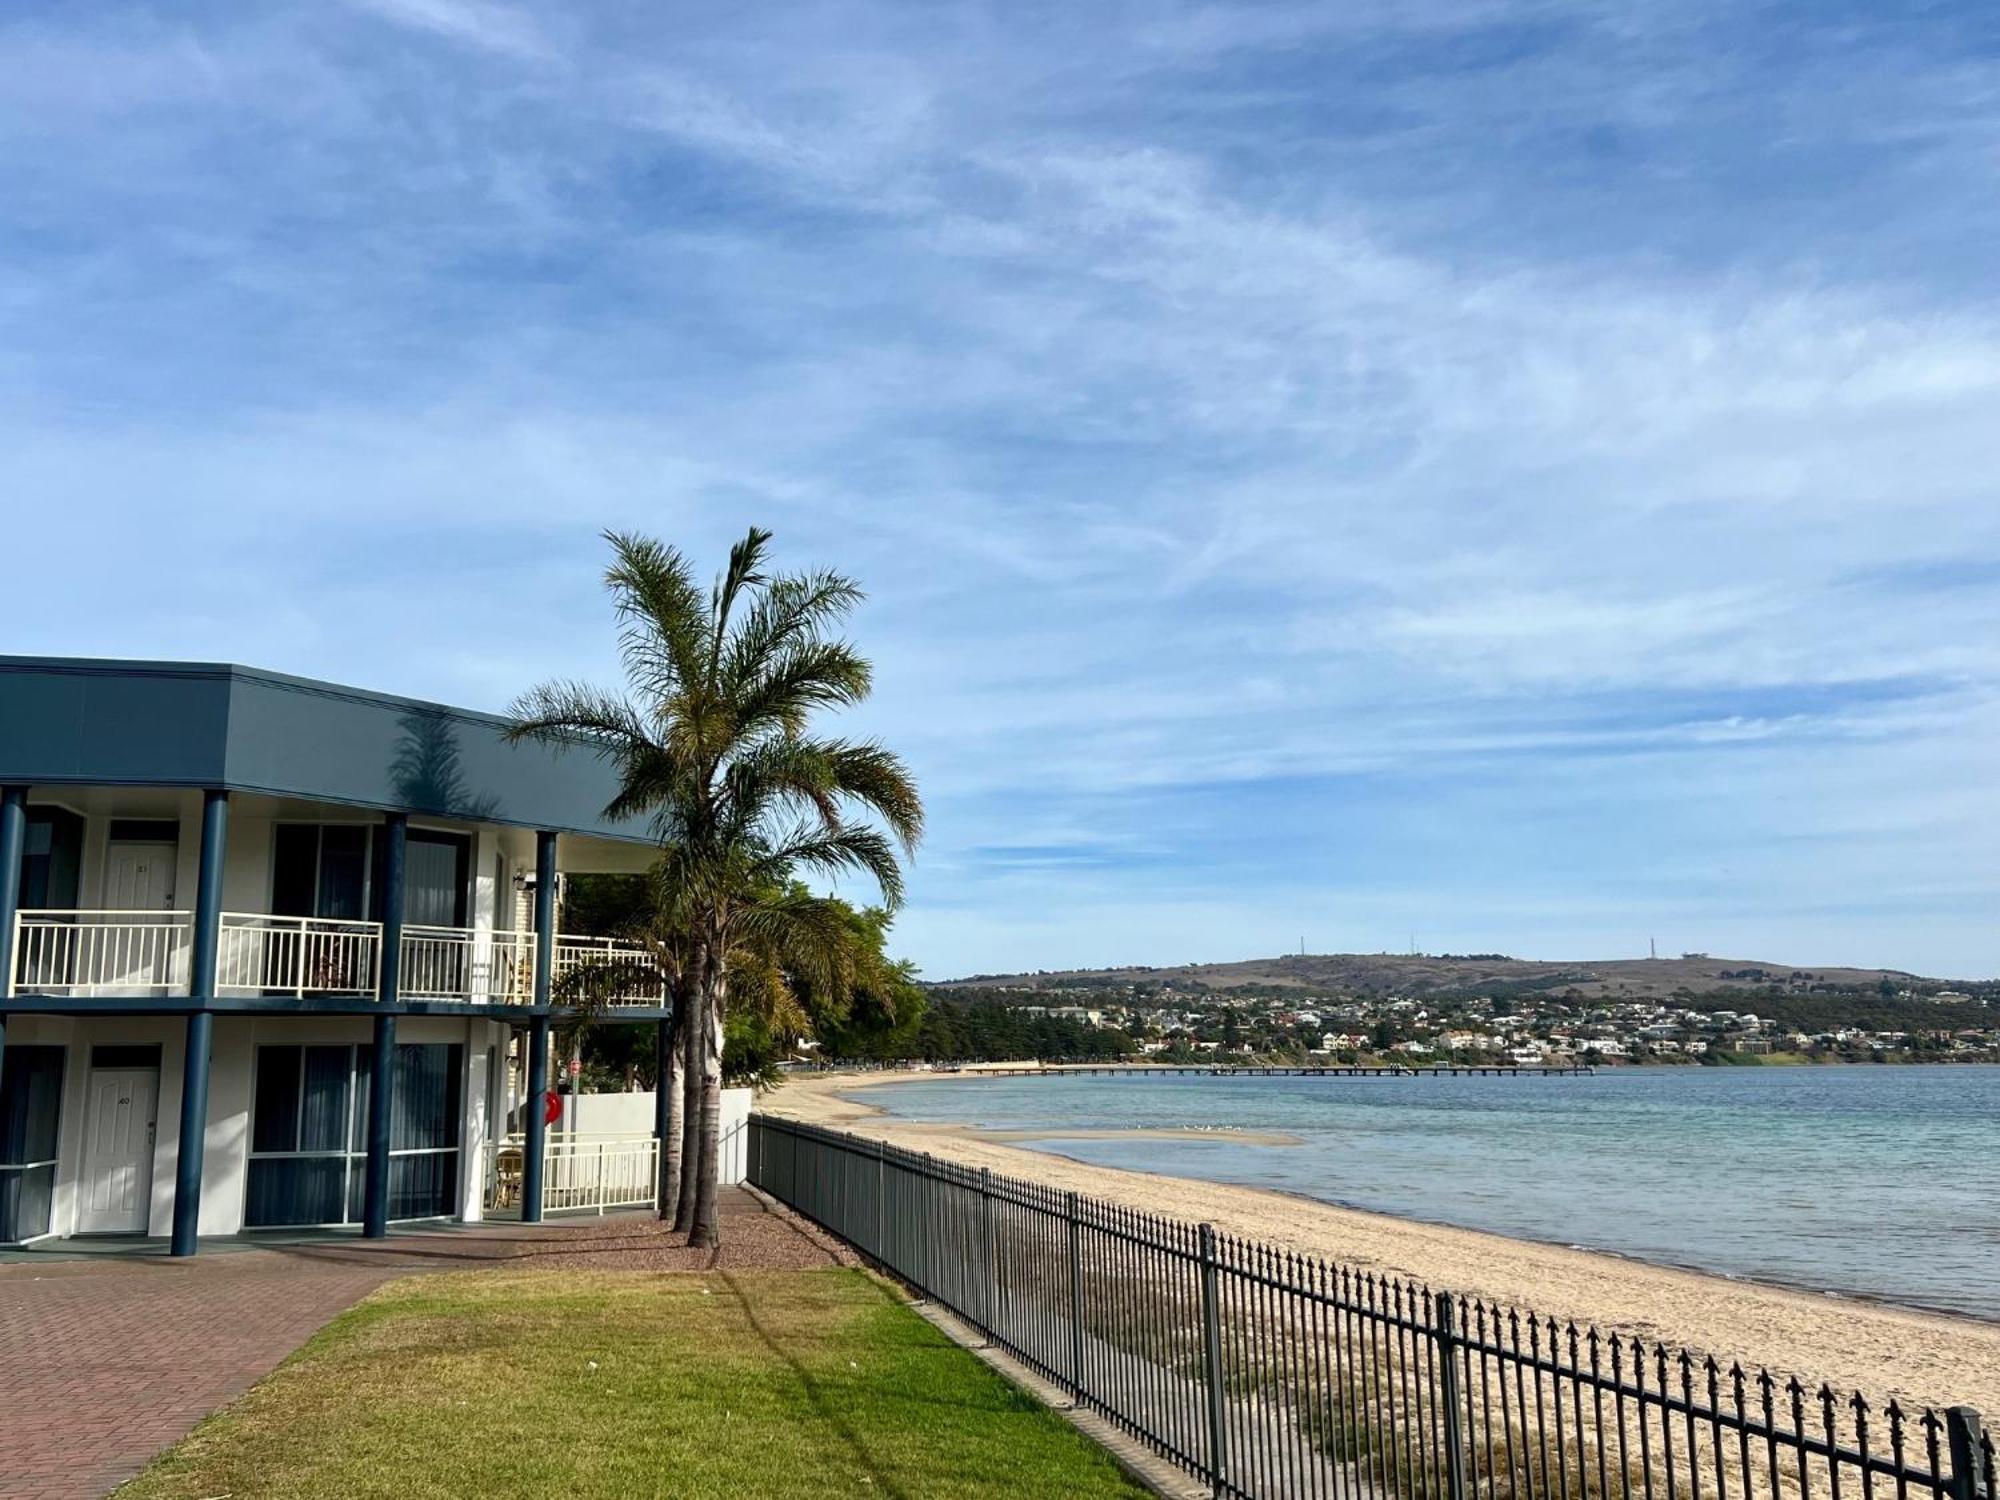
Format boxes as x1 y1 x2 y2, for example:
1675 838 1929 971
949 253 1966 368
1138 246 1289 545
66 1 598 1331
565 1087 752 1185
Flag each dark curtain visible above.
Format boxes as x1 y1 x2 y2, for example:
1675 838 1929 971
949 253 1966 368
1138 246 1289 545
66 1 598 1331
317 828 369 921
404 835 468 928
245 1041 461 1227
390 1043 462 1219
245 1044 357 1227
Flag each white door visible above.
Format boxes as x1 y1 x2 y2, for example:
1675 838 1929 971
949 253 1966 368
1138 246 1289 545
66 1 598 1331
105 841 176 910
79 1067 159 1233
103 842 179 990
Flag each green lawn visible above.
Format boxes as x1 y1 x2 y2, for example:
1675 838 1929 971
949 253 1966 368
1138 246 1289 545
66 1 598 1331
120 1268 1148 1499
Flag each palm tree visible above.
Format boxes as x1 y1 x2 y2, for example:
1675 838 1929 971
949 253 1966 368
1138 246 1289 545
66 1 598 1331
509 527 922 1247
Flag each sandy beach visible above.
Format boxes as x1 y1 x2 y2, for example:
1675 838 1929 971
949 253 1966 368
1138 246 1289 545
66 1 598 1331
762 1069 2000 1415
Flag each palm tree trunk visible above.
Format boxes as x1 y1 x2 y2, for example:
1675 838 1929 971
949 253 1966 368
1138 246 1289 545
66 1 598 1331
688 958 727 1249
658 1005 685 1219
673 981 703 1231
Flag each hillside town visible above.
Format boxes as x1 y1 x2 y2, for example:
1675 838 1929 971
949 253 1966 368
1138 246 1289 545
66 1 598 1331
923 979 2000 1067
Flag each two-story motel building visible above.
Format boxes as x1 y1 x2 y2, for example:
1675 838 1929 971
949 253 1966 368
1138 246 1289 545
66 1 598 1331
0 656 670 1253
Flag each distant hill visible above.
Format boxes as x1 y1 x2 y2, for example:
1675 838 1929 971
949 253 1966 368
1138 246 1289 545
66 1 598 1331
939 952 1955 1002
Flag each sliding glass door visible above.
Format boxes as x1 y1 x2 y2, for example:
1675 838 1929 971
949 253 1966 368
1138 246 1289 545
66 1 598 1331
245 1042 464 1227
388 1042 463 1219
0 1045 64 1242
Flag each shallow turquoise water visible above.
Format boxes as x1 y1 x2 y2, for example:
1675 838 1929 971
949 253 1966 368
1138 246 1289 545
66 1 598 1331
858 1065 2000 1320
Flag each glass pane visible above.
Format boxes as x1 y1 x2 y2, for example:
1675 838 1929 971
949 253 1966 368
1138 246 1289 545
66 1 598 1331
391 1044 462 1151
299 1047 352 1154
389 1151 458 1221
270 826 319 918
18 808 83 909
0 1046 65 1167
405 835 467 927
317 827 369 920
90 1044 162 1070
0 1164 57 1242
251 1047 302 1154
245 1157 347 1227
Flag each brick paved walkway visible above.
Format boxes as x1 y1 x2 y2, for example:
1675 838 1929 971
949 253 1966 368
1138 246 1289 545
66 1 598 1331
0 1189 850 1500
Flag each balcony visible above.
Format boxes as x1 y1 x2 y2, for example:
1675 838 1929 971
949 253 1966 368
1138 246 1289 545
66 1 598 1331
10 910 192 996
219 913 382 997
401 924 534 1004
553 934 669 1006
6 910 665 1007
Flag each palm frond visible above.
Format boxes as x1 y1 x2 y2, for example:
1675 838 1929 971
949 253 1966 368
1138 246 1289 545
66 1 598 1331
723 570 866 697
602 530 708 709
506 680 652 753
731 640 874 740
710 526 774 660
722 737 841 835
758 820 906 909
818 739 924 853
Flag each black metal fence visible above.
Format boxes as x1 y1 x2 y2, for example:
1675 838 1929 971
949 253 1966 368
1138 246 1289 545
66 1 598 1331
749 1114 1994 1500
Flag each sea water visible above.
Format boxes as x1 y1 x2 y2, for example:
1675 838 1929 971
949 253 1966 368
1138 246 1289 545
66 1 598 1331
857 1064 2000 1320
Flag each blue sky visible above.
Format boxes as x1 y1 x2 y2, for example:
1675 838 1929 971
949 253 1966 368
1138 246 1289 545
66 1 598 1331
4 2 1998 979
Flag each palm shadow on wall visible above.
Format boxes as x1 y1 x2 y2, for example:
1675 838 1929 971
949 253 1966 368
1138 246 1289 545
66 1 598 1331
392 708 501 821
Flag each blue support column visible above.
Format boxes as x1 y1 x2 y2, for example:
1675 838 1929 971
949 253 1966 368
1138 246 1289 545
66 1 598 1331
0 786 25 1094
533 830 557 1005
362 813 407 1239
172 789 228 1257
521 1016 550 1222
520 830 558 1224
0 785 27 1003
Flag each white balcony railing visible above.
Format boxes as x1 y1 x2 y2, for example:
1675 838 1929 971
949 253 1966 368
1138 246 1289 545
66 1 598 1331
6 908 660 1008
7 910 193 997
400 925 535 1004
483 1132 659 1216
216 912 381 997
553 935 669 1007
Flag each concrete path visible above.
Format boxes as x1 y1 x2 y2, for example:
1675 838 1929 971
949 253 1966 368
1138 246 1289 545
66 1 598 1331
0 1189 850 1499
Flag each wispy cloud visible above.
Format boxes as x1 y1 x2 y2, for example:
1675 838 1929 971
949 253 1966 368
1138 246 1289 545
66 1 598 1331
340 0 552 61
2 0 1997 976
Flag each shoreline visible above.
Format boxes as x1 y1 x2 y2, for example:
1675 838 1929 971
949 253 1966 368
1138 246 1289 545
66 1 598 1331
760 1068 2000 1415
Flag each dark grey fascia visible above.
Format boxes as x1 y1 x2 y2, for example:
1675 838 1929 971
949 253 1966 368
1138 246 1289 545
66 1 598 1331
0 656 650 844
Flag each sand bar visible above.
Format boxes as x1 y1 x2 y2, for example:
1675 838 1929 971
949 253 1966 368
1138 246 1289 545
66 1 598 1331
762 1069 2000 1415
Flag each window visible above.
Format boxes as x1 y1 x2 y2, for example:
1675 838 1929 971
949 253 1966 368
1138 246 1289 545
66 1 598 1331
405 830 470 928
270 825 373 921
15 807 83 909
0 1046 64 1242
272 823 469 927
245 1042 463 1227
90 1044 162 1069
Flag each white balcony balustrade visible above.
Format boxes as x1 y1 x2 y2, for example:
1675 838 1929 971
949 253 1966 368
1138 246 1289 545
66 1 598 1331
484 1133 659 1216
400 925 535 1004
8 908 663 1007
216 913 381 997
553 935 669 1007
7 910 193 996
